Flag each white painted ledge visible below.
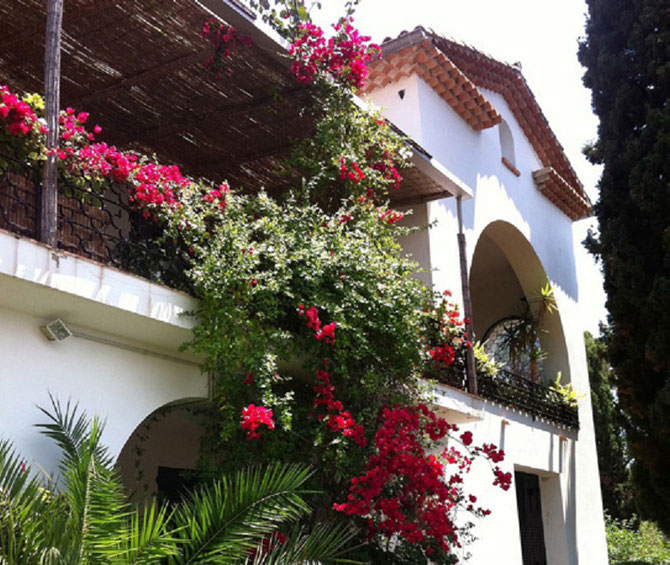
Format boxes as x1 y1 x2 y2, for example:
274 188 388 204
0 229 199 356
428 380 486 424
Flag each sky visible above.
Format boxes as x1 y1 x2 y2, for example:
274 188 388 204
312 0 609 334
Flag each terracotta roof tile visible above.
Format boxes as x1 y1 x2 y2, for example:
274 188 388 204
365 27 592 220
361 35 502 131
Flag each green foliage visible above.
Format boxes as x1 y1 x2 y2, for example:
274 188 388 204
579 0 670 531
488 283 556 381
585 330 633 521
472 341 501 378
0 399 358 564
549 372 585 407
606 515 670 565
168 189 429 444
285 85 411 210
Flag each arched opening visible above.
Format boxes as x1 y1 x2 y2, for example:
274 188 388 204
469 221 570 383
116 399 211 503
499 120 516 166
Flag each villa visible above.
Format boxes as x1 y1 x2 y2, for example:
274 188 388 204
0 1 607 563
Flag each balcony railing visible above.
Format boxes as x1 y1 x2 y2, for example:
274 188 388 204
479 369 579 430
0 152 191 291
435 367 579 430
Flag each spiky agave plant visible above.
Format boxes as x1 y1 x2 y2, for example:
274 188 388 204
0 397 358 565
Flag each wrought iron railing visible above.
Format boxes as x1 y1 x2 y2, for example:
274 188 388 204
0 152 192 291
479 369 578 429
435 368 579 430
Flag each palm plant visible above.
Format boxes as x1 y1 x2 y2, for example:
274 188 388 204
0 397 358 565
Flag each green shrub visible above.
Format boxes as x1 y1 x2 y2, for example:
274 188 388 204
606 515 670 564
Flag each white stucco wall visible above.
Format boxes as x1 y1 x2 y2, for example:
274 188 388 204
0 232 208 475
371 73 607 563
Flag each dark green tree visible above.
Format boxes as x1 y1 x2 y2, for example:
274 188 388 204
578 0 670 531
585 330 632 520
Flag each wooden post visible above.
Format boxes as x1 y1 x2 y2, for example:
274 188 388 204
41 0 64 247
457 196 478 396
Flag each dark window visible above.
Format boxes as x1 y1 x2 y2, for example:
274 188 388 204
515 471 548 565
156 466 197 504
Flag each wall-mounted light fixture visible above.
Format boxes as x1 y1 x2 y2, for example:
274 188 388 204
39 318 201 368
40 319 72 342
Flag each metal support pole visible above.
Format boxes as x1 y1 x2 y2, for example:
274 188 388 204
457 196 477 395
41 0 64 247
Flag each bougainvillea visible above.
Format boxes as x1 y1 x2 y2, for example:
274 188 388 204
289 20 380 89
423 291 501 386
333 404 506 561
240 403 275 440
0 3 511 562
200 18 253 79
0 86 42 137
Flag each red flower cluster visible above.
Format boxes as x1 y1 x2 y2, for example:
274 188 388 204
202 183 230 211
379 209 403 225
334 404 466 553
313 369 366 447
493 468 513 491
240 403 275 440
60 107 97 143
300 301 365 447
339 158 365 184
478 443 505 463
369 153 403 190
200 19 253 79
334 404 505 557
299 305 337 344
429 344 455 369
0 85 41 136
288 21 380 89
131 163 189 211
77 142 137 182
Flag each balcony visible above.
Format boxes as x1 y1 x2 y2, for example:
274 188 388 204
0 151 192 292
435 367 579 431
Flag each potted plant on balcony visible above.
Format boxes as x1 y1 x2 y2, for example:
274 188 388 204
484 283 556 383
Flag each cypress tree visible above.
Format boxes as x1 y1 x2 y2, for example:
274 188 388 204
578 0 670 531
585 330 632 520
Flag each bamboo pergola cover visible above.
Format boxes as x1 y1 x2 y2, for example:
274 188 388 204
0 0 460 204
0 0 314 191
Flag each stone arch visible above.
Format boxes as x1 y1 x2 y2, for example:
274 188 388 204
469 220 570 382
116 397 211 503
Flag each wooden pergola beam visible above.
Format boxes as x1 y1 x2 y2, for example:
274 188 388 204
130 86 307 144
72 49 209 106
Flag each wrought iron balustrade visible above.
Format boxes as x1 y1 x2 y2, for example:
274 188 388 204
434 367 579 430
0 151 191 291
478 369 579 430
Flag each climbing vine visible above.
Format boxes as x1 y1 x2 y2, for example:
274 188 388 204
0 2 511 562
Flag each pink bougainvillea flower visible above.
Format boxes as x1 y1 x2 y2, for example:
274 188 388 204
240 404 275 440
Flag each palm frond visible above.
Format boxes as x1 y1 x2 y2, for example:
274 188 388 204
0 440 51 565
110 499 180 564
170 463 314 565
36 398 129 564
251 522 362 565
36 395 111 471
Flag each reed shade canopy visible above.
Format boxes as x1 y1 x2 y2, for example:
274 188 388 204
0 0 462 203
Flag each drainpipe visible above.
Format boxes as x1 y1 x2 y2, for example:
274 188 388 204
41 0 64 247
456 195 477 396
